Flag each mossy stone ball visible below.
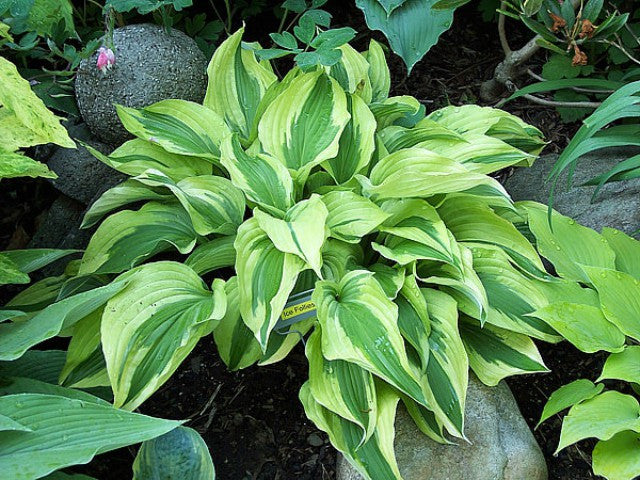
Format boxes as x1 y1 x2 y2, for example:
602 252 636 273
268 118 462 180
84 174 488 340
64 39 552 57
75 23 207 146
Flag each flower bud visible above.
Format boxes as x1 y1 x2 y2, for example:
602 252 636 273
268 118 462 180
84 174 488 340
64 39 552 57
97 46 115 73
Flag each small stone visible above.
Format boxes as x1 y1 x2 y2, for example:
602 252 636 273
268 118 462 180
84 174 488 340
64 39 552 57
75 23 207 146
307 433 324 447
505 148 640 237
337 374 547 480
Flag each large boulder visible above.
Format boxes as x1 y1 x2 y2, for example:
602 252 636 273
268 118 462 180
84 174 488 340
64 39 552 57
505 149 640 236
75 23 207 146
337 375 547 480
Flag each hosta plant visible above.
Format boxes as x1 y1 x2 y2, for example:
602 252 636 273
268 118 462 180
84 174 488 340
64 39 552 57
0 28 600 479
524 211 640 480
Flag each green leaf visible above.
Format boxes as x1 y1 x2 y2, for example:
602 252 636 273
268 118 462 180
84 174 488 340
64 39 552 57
313 270 427 405
0 151 56 180
0 350 66 385
530 302 625 353
82 179 171 229
0 281 127 361
234 217 306 350
506 78 624 102
460 317 547 386
369 95 420 129
102 262 225 410
86 139 212 181
583 266 640 343
2 249 80 275
355 0 455 73
364 39 390 103
0 255 29 286
538 379 605 427
254 195 329 276
593 431 640 480
321 191 389 243
0 56 75 151
519 201 616 283
135 170 245 236
0 392 180 480
322 93 376 184
557 391 640 453
132 426 215 480
258 70 350 181
299 380 402 480
204 28 277 140
602 228 640 279
220 134 294 216
79 202 197 275
116 100 230 162
306 328 377 446
598 346 640 385
361 147 510 201
213 276 262 371
421 288 468 438
185 236 236 276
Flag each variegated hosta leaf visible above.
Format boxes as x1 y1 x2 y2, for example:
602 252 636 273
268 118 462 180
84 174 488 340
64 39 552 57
116 100 230 162
322 93 376 184
0 249 80 286
254 195 329 276
0 56 75 151
220 134 294 216
531 302 625 353
213 276 262 371
601 227 640 279
306 328 377 446
460 317 548 386
582 265 640 342
0 150 56 180
425 105 544 143
185 235 236 276
102 262 226 410
0 281 126 362
81 179 171 229
415 133 535 174
0 392 180 480
401 395 449 444
0 254 29 286
360 147 511 202
518 201 616 283
373 198 457 266
363 39 390 103
468 244 561 342
329 44 372 102
300 380 402 480
438 196 544 272
396 275 431 372
379 122 465 153
321 239 364 282
369 263 405 300
79 202 197 275
135 169 245 236
321 191 389 243
59 309 109 389
313 270 427 405
258 70 350 181
234 217 306 350
86 139 212 180
421 288 468 438
416 244 489 321
369 95 420 129
204 28 277 140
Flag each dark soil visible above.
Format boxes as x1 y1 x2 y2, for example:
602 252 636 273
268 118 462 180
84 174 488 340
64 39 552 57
1 3 598 480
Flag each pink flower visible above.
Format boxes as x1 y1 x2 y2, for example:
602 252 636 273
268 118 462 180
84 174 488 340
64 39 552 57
96 46 115 73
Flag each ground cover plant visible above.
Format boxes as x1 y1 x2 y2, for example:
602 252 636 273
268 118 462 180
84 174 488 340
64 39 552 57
5 22 638 478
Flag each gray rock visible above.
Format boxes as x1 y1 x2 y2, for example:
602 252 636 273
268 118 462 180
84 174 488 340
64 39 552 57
47 136 125 205
75 23 207 146
337 375 547 480
505 149 640 236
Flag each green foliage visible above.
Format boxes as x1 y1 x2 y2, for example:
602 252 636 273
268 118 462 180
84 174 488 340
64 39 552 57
355 0 458 73
132 426 215 480
527 211 640 480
